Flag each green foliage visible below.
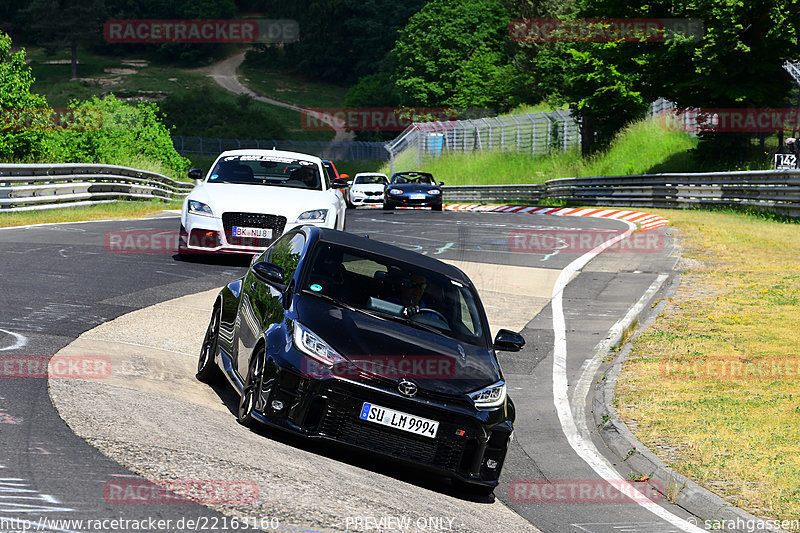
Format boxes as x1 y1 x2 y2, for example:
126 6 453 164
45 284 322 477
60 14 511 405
0 33 50 160
158 87 286 139
343 72 401 141
40 95 190 177
392 0 516 110
246 0 427 84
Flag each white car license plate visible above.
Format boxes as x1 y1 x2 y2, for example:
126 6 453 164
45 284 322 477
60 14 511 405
359 402 438 438
409 194 426 200
232 226 272 239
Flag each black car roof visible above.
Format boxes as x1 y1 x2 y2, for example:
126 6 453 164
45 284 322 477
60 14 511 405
309 227 470 283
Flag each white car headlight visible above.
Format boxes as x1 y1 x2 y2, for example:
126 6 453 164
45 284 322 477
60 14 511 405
468 381 507 408
389 188 402 195
293 322 345 366
428 189 441 195
296 209 328 223
188 200 213 216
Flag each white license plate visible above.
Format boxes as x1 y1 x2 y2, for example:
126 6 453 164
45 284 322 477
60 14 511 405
359 402 439 438
409 194 426 200
232 226 272 238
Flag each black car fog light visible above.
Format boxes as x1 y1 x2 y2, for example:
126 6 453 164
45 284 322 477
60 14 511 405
486 459 498 470
271 400 284 411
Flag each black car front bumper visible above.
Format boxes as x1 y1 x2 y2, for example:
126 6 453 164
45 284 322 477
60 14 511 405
253 369 513 487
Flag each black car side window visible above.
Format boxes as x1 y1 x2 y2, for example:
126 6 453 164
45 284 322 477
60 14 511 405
266 232 306 283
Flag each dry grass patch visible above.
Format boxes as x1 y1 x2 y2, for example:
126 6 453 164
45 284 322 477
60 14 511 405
616 209 800 521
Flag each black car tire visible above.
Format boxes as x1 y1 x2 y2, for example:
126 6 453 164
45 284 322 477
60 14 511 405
237 349 265 427
383 202 395 211
433 203 443 212
197 305 222 383
345 197 354 209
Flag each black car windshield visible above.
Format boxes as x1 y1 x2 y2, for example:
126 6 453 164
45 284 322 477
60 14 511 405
303 243 487 345
354 175 387 185
207 154 323 190
392 173 434 185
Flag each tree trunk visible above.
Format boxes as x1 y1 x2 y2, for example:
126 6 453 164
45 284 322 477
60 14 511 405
70 40 77 79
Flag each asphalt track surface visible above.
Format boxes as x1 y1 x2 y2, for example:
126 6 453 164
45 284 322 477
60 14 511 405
0 208 693 533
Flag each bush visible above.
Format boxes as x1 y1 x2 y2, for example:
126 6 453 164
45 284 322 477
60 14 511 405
41 95 191 178
0 32 50 160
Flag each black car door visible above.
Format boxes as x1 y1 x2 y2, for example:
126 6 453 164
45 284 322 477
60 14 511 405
235 230 306 377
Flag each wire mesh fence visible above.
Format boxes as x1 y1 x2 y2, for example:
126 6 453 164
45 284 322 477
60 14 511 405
384 110 581 174
171 136 389 161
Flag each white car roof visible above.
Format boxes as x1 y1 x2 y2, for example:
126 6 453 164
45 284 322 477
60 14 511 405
215 148 323 165
354 172 388 177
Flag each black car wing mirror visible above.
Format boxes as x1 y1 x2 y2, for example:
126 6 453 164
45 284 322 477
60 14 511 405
438 181 444 186
188 168 203 181
493 329 525 352
252 261 286 289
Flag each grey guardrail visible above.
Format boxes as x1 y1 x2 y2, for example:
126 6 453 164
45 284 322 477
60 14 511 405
444 169 800 216
0 163 194 212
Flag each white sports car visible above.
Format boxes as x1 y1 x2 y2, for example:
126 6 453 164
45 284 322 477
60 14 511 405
179 149 347 255
346 172 388 208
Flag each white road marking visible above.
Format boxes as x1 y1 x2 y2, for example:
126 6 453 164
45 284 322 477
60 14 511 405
551 224 703 532
0 329 27 351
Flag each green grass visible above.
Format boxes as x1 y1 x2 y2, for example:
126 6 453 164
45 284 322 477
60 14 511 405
0 199 182 228
25 46 334 142
239 63 349 109
616 209 800 521
379 117 701 185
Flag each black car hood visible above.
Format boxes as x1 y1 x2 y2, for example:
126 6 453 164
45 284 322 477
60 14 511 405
296 294 501 396
391 183 438 193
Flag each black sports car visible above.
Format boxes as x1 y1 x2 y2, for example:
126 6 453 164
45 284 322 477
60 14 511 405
197 226 524 493
383 171 444 211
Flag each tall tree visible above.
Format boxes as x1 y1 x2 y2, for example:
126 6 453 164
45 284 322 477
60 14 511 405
20 0 106 79
392 0 517 111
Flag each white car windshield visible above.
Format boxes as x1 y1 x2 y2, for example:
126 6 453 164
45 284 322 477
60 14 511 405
208 155 323 190
355 175 387 185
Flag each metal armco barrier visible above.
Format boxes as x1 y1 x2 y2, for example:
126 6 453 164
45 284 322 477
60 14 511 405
0 164 194 212
443 169 800 217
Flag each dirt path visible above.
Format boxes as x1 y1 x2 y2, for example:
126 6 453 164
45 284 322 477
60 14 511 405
207 51 355 144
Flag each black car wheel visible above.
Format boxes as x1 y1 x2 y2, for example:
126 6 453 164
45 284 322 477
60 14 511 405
433 203 443 212
383 201 395 211
196 305 222 383
237 349 265 427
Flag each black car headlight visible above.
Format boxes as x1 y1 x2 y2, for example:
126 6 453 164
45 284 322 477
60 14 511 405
188 200 213 216
428 189 441 195
293 321 345 366
468 380 507 409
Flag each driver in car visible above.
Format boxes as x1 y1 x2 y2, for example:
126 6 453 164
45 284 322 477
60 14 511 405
293 166 319 189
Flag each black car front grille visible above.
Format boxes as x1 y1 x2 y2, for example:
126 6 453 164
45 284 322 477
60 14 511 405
221 212 286 247
364 191 382 196
319 390 466 472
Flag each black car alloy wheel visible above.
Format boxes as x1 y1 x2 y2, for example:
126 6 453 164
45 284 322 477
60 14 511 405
196 305 222 383
238 349 266 427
